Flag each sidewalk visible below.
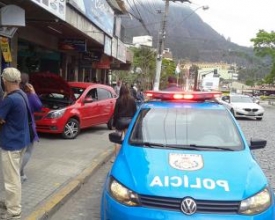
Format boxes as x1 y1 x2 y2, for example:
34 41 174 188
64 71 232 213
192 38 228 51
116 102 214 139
0 125 114 220
260 100 275 108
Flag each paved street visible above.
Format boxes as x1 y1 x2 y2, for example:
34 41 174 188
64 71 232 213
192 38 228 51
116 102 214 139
0 124 114 219
48 103 275 220
50 156 113 220
239 103 275 189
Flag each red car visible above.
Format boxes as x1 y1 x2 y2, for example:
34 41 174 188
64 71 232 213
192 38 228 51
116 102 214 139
30 73 117 139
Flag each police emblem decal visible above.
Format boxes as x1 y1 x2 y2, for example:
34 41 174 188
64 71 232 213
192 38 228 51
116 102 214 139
169 153 203 171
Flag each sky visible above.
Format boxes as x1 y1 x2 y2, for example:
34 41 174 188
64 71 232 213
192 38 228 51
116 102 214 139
185 0 275 47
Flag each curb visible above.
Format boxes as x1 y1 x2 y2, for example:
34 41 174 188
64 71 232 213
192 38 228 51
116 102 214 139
24 147 114 220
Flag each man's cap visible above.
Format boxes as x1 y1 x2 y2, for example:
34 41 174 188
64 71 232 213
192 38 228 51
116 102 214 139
2 67 21 83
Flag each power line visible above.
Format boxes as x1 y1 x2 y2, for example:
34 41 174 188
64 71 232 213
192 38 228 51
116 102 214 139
153 0 191 91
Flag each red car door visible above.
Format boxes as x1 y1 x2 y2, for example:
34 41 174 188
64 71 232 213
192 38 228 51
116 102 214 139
97 88 116 123
80 88 101 127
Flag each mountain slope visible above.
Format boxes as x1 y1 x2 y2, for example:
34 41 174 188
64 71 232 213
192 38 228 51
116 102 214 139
121 2 261 67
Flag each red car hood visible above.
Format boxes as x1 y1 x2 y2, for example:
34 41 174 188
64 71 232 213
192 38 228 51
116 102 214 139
30 72 75 100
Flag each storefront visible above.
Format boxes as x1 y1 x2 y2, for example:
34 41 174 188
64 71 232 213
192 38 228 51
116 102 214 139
0 0 131 84
17 39 61 74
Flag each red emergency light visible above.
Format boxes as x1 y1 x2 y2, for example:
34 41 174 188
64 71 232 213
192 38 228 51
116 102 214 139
144 90 221 101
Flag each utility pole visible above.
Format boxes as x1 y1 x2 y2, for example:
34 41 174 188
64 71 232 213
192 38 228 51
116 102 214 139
153 0 169 91
153 0 190 91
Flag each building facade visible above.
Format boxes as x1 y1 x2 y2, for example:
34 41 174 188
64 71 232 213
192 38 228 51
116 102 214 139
0 0 132 84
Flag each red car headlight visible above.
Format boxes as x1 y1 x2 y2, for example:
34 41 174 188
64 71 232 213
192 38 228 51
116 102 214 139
46 109 66 119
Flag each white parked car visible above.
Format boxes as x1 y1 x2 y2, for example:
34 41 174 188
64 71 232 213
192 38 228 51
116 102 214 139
218 94 264 120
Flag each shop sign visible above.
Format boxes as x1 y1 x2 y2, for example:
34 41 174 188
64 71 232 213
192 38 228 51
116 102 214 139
68 0 114 36
59 39 87 52
0 37 12 62
30 0 66 21
94 55 110 69
82 51 101 61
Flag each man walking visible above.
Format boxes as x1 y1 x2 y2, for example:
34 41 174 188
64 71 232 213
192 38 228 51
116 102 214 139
0 67 31 219
163 76 182 91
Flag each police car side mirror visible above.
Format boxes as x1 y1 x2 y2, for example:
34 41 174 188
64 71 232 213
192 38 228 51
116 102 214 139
109 132 123 145
249 138 266 150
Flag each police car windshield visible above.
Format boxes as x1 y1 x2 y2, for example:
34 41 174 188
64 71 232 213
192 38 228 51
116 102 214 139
129 108 244 151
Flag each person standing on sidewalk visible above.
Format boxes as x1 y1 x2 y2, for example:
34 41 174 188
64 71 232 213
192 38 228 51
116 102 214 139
114 80 121 96
112 84 137 160
163 76 182 91
19 73 42 183
0 67 31 219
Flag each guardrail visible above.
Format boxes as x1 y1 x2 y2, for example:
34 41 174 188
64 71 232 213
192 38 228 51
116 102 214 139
260 96 275 106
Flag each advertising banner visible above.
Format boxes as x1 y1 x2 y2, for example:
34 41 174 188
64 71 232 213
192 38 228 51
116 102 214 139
0 37 12 62
30 0 66 20
68 0 114 36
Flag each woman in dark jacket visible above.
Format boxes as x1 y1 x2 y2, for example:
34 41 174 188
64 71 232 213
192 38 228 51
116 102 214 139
112 84 137 159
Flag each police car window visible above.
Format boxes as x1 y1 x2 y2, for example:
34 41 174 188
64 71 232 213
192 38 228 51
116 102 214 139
130 108 243 150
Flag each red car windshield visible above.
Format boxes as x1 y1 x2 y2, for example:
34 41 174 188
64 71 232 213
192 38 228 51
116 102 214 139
71 87 86 100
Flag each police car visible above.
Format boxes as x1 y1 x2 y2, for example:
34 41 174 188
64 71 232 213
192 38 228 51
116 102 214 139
100 90 275 220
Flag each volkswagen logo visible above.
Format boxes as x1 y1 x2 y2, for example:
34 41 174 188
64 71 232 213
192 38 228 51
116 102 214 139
180 197 197 215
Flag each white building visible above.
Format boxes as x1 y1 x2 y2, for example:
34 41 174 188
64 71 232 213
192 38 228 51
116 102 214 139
132 35 153 47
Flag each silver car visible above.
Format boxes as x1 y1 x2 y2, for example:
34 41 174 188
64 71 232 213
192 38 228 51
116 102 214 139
218 94 264 120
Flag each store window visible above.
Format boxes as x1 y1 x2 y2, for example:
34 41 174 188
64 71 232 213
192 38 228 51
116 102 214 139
17 40 61 74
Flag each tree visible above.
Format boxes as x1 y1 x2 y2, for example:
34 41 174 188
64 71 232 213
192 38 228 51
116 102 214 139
160 59 177 89
251 30 275 85
130 46 156 89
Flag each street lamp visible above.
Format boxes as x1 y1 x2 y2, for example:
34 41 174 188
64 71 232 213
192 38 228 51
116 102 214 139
153 0 191 91
182 5 209 22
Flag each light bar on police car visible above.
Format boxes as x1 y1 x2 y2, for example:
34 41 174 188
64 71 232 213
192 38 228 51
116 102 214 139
145 90 221 101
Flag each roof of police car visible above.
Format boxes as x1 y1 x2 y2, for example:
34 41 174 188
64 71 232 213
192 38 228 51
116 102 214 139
140 90 225 109
141 100 224 109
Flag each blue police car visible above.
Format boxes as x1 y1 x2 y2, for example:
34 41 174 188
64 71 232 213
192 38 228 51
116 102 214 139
101 90 275 219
